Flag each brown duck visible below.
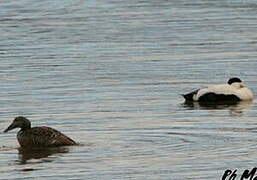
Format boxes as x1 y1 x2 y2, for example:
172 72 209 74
4 116 77 148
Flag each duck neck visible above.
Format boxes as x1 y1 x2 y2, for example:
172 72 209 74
21 125 31 131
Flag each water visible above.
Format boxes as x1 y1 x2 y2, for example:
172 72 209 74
0 0 257 179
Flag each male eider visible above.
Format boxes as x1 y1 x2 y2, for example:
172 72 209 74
183 77 254 102
4 116 77 148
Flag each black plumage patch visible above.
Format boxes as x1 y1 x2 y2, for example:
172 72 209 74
198 93 241 102
227 77 242 85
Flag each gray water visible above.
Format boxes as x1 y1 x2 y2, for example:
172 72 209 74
0 0 257 179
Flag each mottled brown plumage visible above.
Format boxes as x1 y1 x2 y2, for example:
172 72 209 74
4 116 77 148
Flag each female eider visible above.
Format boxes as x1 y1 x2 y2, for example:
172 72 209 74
183 77 254 102
4 116 77 148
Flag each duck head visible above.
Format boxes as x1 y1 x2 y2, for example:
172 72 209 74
4 116 31 133
228 77 245 88
227 77 242 85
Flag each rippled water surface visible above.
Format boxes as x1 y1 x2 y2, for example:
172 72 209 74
0 0 257 179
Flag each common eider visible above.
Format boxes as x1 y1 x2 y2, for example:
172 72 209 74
182 77 254 102
4 116 77 148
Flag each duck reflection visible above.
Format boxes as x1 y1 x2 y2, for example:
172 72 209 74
18 146 70 164
183 100 253 114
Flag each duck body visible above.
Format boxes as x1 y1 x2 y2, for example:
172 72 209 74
4 116 77 148
183 78 254 102
17 126 77 148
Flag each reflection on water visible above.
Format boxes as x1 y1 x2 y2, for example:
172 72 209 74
183 100 253 114
18 147 70 165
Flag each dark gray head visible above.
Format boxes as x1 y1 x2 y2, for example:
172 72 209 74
4 116 31 133
227 77 242 85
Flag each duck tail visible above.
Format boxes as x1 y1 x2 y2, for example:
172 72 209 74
182 89 199 101
182 93 194 101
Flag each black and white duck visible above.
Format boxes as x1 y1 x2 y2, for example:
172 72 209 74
183 77 254 102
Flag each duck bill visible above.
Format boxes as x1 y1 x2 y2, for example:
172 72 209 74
4 123 16 133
